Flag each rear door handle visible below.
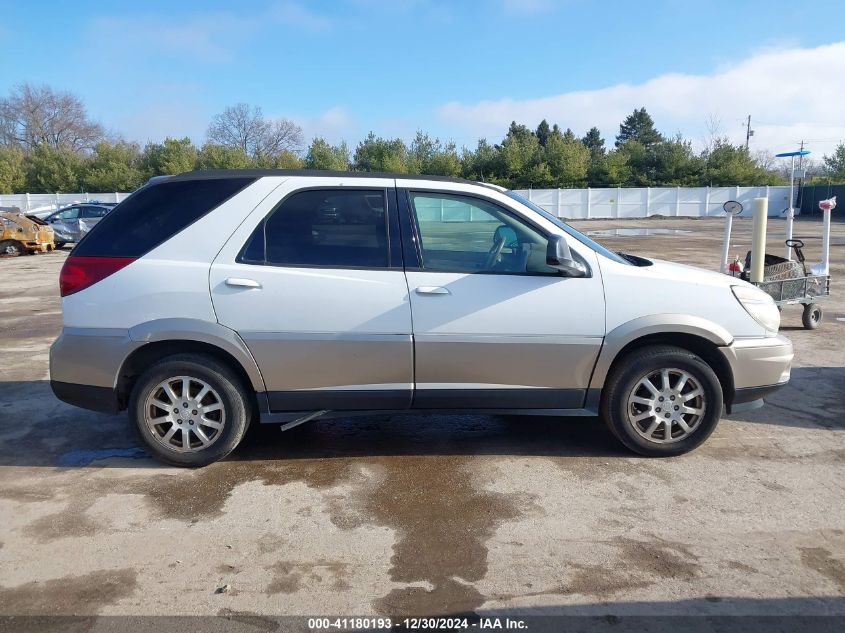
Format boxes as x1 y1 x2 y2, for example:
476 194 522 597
415 286 450 295
225 277 262 289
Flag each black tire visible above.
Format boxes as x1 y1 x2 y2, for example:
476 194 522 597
801 303 822 330
129 353 252 467
0 240 24 257
600 345 723 457
54 241 66 249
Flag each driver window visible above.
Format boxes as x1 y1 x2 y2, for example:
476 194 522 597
408 192 556 274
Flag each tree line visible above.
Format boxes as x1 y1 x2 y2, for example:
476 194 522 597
2 83 844 194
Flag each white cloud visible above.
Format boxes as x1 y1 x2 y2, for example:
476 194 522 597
436 41 845 157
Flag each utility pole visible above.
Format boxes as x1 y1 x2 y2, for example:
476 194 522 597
744 115 753 150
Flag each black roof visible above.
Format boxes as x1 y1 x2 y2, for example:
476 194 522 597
160 169 500 189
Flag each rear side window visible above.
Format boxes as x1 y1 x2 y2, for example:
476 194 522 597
240 189 389 268
74 178 255 257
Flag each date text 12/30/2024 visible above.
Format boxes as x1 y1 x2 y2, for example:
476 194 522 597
308 617 528 630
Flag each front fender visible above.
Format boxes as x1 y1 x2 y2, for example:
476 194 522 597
589 314 733 390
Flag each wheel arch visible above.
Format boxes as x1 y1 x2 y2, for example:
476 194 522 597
591 315 734 404
119 319 266 409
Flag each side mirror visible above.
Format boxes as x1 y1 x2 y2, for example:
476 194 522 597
546 235 587 277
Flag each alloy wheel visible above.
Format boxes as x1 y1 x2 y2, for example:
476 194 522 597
626 368 706 444
143 376 226 453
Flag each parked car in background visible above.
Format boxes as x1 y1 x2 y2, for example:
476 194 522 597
50 170 793 466
44 202 118 248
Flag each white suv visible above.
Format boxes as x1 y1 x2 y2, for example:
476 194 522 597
50 170 793 466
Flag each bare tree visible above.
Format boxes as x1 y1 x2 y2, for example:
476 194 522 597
0 83 105 152
207 103 303 158
753 149 777 172
701 113 724 154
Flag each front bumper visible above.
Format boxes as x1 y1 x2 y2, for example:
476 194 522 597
720 334 793 412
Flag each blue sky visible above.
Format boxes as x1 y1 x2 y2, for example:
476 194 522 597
2 0 845 156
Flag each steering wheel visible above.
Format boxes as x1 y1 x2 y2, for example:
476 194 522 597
785 239 804 248
484 233 507 269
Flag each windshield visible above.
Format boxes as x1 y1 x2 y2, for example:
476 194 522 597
505 191 630 265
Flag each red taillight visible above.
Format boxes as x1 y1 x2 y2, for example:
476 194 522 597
59 256 136 297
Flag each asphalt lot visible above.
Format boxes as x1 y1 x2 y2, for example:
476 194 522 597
0 216 843 620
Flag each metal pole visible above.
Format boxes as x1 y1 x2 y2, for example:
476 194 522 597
720 212 733 274
820 207 831 275
785 155 795 259
745 115 752 150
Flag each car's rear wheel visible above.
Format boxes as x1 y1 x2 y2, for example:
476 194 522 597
601 345 723 456
129 353 251 467
0 240 24 257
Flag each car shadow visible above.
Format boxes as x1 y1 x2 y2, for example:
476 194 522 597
0 366 841 468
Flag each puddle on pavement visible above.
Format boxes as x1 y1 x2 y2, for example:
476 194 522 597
57 447 148 467
586 228 694 237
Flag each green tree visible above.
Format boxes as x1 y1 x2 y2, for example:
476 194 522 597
616 139 650 185
704 140 781 186
24 144 84 192
353 132 408 173
535 119 551 147
582 127 605 155
582 127 606 185
253 150 303 169
603 149 631 185
83 141 144 192
822 142 845 183
544 129 589 186
196 143 253 170
304 137 350 171
499 122 540 187
589 149 631 186
140 137 198 176
649 136 704 185
616 108 662 147
408 132 461 176
460 139 501 183
0 146 26 193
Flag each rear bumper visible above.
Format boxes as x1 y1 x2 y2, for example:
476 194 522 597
720 334 793 412
49 327 140 412
51 380 119 414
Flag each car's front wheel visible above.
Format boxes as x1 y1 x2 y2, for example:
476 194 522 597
601 345 723 456
129 353 251 467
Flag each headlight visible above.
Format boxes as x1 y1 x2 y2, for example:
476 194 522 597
732 285 780 332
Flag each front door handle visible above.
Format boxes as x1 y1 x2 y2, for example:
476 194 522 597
416 286 450 295
225 277 262 289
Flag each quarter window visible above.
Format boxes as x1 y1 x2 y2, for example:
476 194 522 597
243 189 389 269
74 178 255 257
408 192 556 274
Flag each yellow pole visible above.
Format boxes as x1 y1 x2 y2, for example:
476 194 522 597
751 197 768 283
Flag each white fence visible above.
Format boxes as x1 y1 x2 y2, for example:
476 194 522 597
514 186 794 219
0 192 130 214
1 185 795 220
